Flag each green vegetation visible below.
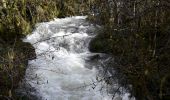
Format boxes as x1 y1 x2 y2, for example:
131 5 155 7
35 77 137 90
0 0 93 41
89 0 170 100
0 0 73 41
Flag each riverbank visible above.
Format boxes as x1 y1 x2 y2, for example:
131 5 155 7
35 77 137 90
88 1 170 100
0 40 35 99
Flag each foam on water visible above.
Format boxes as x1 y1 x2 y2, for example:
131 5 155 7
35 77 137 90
23 16 133 100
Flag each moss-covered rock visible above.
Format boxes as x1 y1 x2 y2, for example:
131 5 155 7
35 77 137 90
89 37 113 53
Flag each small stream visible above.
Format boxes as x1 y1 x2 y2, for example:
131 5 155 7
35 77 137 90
22 16 133 100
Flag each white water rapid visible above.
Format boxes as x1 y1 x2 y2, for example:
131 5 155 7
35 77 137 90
23 16 133 100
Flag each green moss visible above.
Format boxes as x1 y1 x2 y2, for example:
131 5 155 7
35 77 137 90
0 0 83 42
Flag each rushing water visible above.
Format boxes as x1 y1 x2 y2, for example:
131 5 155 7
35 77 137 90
23 16 133 100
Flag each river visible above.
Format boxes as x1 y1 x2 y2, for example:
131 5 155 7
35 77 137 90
22 16 133 100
